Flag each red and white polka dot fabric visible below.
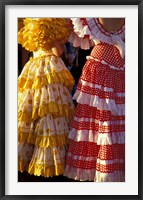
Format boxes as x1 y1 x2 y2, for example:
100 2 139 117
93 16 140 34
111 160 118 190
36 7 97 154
64 18 125 182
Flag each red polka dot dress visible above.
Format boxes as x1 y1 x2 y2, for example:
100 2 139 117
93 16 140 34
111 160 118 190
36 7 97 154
64 18 125 182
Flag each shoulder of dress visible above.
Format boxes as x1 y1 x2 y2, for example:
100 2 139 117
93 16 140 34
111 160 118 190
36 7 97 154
86 18 125 44
71 18 125 45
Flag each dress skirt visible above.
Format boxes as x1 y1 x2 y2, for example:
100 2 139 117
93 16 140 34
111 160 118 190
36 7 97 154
64 42 125 182
18 52 75 177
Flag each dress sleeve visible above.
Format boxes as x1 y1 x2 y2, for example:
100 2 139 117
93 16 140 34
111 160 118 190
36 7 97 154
68 18 94 50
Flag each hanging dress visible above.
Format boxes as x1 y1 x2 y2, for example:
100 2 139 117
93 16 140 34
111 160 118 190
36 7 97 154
18 18 75 177
64 18 125 182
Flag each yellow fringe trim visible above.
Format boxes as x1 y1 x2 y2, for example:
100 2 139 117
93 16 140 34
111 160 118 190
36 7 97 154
18 103 74 122
28 162 65 177
18 69 75 92
18 159 65 177
18 132 69 147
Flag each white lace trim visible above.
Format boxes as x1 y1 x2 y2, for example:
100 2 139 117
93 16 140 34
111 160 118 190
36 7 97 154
69 128 125 144
73 90 125 115
86 18 125 42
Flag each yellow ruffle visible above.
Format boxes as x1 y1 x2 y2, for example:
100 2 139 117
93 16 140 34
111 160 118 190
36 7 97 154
18 102 74 122
18 110 32 123
33 102 74 120
18 132 69 147
18 68 75 93
28 162 65 177
18 18 71 52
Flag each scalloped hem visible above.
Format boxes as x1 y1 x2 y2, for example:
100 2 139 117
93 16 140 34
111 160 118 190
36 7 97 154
64 165 125 182
18 104 74 123
18 132 69 147
28 162 65 177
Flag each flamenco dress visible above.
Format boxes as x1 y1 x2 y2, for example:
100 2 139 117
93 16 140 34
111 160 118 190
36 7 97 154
64 18 125 182
18 18 75 177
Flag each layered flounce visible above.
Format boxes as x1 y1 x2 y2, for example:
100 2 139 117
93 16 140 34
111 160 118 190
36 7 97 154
18 53 75 177
73 56 125 116
18 54 74 92
64 140 125 181
64 164 125 182
64 48 125 181
19 144 66 177
18 115 69 147
68 18 94 49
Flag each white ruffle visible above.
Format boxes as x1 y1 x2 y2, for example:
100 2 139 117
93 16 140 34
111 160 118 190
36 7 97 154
35 83 73 108
68 32 94 50
35 115 69 136
29 146 66 166
69 128 125 144
71 18 92 39
64 164 95 181
18 142 34 166
19 54 71 79
18 89 32 111
73 90 125 115
95 170 125 182
96 132 125 145
87 18 125 41
19 114 69 136
18 83 74 114
64 165 125 182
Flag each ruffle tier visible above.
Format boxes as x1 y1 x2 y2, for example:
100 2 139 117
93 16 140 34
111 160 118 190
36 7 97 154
18 53 75 177
64 165 125 182
18 54 74 92
19 144 66 177
64 140 125 181
68 18 94 50
18 83 74 122
18 115 69 147
72 52 125 115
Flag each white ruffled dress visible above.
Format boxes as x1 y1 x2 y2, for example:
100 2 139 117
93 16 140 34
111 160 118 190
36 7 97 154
64 18 125 182
18 50 75 177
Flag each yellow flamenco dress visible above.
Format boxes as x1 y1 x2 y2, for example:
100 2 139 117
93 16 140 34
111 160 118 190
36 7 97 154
18 18 75 177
